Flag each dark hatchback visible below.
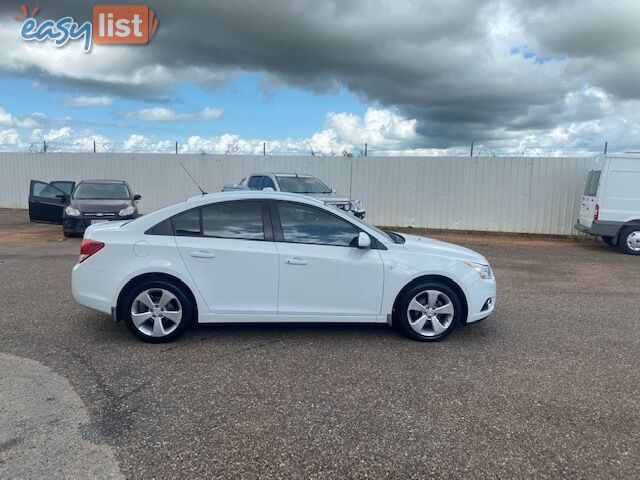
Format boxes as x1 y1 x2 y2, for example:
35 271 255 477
28 179 141 237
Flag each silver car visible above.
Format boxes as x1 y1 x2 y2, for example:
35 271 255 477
222 173 366 218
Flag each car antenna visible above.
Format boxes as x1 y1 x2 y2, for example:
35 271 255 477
176 158 207 194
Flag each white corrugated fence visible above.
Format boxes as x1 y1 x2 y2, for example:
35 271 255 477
0 153 596 235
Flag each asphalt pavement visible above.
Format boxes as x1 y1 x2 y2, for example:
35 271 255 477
0 208 638 479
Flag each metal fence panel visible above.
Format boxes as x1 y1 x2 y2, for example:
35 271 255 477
0 153 596 235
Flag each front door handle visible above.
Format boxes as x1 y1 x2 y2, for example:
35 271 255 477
285 257 308 265
190 250 215 259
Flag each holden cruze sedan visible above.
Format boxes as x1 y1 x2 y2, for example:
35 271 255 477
72 191 496 343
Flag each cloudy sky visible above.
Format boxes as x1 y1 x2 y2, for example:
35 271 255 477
0 0 638 155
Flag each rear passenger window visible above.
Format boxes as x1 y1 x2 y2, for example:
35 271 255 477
584 171 601 196
172 209 201 236
202 201 264 240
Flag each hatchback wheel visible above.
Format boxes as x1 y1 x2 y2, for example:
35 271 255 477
123 280 193 342
619 227 640 255
395 281 462 341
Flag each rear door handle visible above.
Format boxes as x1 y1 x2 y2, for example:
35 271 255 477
285 257 308 265
190 250 215 259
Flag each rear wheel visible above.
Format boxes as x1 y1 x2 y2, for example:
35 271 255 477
394 281 462 342
601 236 615 246
618 226 640 255
123 279 194 343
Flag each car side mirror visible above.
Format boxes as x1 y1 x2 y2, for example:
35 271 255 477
133 194 142 201
357 232 371 249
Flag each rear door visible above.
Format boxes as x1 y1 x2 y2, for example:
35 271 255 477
579 170 601 228
28 180 71 224
173 200 279 318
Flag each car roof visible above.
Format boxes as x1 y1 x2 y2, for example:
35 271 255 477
251 173 314 178
186 190 325 205
78 179 127 184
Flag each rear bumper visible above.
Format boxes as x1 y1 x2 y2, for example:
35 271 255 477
574 220 622 237
72 262 124 315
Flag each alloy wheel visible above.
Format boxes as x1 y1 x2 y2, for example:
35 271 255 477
131 288 183 337
406 289 455 337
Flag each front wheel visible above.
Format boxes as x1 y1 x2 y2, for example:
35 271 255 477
618 227 640 255
394 281 462 342
122 279 194 343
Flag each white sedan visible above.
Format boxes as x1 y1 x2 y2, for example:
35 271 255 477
72 191 496 343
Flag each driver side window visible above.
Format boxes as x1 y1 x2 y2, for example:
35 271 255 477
276 202 359 247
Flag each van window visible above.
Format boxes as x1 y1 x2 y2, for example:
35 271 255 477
584 170 601 196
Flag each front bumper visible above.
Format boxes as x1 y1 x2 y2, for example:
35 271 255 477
465 277 496 324
63 214 136 234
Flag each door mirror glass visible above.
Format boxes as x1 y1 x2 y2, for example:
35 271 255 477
357 232 371 249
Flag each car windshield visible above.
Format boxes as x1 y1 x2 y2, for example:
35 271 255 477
73 183 130 200
276 176 332 194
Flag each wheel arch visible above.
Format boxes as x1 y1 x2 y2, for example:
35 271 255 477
116 272 198 323
391 274 468 326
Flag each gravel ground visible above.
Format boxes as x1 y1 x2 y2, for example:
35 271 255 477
0 208 638 479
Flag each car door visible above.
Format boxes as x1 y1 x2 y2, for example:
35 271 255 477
173 200 279 319
272 201 384 320
28 180 73 224
579 170 601 228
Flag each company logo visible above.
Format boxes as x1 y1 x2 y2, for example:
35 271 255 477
13 4 159 53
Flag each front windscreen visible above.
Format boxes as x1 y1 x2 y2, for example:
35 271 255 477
73 183 130 200
276 176 332 194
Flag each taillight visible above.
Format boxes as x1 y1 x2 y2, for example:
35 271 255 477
80 239 104 263
594 204 600 221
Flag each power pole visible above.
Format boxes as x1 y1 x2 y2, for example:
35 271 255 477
364 142 368 157
93 140 96 153
175 141 178 154
470 142 474 157
43 140 47 153
263 142 266 156
604 141 608 154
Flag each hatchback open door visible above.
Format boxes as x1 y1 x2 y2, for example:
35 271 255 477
28 180 75 224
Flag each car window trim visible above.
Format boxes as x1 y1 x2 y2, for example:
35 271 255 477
157 199 272 242
269 199 384 249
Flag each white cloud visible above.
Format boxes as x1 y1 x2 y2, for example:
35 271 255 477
0 106 44 128
123 107 224 122
63 95 114 107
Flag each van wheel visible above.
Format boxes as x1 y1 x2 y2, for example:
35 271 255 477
122 279 194 343
394 281 462 342
601 236 615 246
619 227 640 255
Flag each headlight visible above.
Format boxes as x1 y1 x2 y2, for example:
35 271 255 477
341 202 352 211
351 199 363 211
119 205 135 216
65 206 80 217
463 261 494 279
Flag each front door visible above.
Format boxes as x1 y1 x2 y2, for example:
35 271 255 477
28 180 72 224
272 201 384 320
173 200 279 318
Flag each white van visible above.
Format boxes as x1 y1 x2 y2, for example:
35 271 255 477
575 154 640 255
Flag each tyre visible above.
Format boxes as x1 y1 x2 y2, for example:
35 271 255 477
394 281 462 342
63 230 74 238
618 226 640 255
122 279 194 343
601 236 615 246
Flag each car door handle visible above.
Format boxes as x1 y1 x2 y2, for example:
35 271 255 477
190 250 215 259
285 257 308 265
